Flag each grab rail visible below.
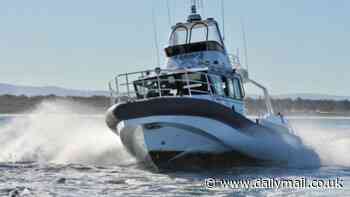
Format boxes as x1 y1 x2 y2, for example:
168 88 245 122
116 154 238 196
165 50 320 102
108 68 213 104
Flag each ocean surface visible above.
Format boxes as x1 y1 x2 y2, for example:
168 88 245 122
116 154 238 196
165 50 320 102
0 102 350 196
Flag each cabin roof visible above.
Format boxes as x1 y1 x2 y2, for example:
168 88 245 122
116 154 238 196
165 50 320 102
171 18 218 30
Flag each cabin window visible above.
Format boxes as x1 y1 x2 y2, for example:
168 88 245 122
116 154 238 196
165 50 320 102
239 78 245 98
233 78 243 100
210 75 245 98
226 78 235 98
169 26 188 46
210 75 225 96
190 23 208 44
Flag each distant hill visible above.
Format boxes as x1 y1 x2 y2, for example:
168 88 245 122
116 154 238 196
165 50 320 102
0 83 109 97
273 93 350 101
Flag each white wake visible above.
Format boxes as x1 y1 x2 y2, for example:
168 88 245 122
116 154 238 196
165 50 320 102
0 100 349 168
0 100 133 166
292 120 350 168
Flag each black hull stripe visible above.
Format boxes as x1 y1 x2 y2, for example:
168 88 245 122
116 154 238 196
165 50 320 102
113 97 256 131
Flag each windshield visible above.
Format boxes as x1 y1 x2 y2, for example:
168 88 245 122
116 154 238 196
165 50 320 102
169 22 223 46
169 26 188 46
190 23 208 43
133 72 210 99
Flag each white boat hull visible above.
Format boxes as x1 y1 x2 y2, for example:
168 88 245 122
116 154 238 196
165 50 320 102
116 116 265 169
106 98 319 170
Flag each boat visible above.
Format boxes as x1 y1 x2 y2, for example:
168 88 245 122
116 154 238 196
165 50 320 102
105 2 305 170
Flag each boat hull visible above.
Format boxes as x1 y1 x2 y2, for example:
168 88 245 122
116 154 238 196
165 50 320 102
106 97 300 170
148 151 263 170
116 115 267 170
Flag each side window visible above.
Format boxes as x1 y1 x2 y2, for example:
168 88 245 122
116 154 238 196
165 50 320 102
226 78 235 98
233 78 243 100
222 77 228 96
240 78 245 98
210 75 225 96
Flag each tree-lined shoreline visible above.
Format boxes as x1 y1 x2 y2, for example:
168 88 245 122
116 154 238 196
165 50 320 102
0 95 349 116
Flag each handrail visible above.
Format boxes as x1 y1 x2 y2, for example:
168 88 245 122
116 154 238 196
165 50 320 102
108 81 114 105
109 67 275 117
247 79 275 116
185 70 192 97
108 67 274 115
109 68 213 103
109 67 251 111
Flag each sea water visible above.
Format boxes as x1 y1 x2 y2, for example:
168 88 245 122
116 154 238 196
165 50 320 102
0 101 350 196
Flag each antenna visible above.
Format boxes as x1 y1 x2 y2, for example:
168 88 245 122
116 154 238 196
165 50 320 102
221 0 226 41
241 19 249 72
199 0 205 17
236 48 241 65
152 0 160 67
191 0 196 7
166 0 172 27
191 0 196 13
188 0 202 22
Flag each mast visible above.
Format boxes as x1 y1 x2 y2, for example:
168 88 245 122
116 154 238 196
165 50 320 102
221 0 226 41
188 0 202 22
152 0 160 67
166 0 172 27
241 20 249 72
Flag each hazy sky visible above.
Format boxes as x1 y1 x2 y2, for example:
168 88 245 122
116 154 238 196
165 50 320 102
0 0 349 96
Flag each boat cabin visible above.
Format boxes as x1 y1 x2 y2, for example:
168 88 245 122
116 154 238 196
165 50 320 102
132 69 245 102
111 6 247 114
